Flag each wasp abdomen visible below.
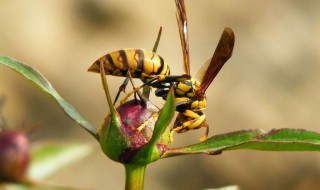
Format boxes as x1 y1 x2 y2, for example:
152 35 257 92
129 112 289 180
88 48 170 79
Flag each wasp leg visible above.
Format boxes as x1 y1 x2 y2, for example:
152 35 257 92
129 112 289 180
169 130 175 143
136 112 159 132
120 75 160 104
119 72 150 105
113 69 138 105
95 112 111 137
174 114 206 130
119 70 145 105
120 74 190 104
182 110 202 120
172 111 208 141
175 97 190 106
199 122 209 142
142 73 191 86
120 83 153 104
113 77 130 105
126 71 139 103
135 90 149 106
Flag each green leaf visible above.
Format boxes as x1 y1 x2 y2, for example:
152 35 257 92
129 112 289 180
28 142 93 180
226 128 320 151
163 128 320 157
0 55 97 139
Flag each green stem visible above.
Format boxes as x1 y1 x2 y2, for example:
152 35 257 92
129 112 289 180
124 164 146 190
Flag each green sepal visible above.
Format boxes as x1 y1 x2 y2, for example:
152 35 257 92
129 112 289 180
96 58 132 162
99 112 129 162
132 89 175 164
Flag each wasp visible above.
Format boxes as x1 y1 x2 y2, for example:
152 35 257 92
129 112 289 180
152 0 235 141
88 0 235 142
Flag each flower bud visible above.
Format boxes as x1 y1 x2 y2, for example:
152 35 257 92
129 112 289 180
0 129 30 183
98 99 171 164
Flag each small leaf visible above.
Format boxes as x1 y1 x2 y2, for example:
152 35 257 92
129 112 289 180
28 142 93 180
0 56 97 139
163 128 320 157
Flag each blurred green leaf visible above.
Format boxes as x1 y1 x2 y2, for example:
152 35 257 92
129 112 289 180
28 142 93 180
163 128 320 157
3 183 85 190
0 55 97 138
2 143 93 190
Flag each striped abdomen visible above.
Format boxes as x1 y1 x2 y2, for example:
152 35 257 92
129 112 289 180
88 48 170 79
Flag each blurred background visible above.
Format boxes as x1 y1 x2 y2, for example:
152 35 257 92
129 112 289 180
0 0 320 189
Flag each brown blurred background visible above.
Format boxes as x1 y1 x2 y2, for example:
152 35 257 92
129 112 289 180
1 0 320 189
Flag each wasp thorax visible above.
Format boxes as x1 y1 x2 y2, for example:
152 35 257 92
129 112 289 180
174 78 200 98
99 99 171 164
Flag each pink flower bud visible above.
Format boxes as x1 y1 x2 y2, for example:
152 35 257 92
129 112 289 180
0 129 30 183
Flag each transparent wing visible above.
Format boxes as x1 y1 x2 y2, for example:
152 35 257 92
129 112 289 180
195 58 210 83
175 0 190 75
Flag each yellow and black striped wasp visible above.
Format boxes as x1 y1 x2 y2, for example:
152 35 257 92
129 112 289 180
155 0 235 141
88 0 235 141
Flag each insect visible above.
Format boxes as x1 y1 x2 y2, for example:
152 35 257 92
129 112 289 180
88 0 235 142
154 0 235 141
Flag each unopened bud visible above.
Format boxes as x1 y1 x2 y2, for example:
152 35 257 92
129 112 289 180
0 129 30 183
98 99 170 164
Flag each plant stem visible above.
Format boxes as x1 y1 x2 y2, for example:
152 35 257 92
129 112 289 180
124 164 146 190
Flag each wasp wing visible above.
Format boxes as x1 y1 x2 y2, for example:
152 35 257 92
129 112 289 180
196 27 235 99
175 0 190 75
195 58 210 84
